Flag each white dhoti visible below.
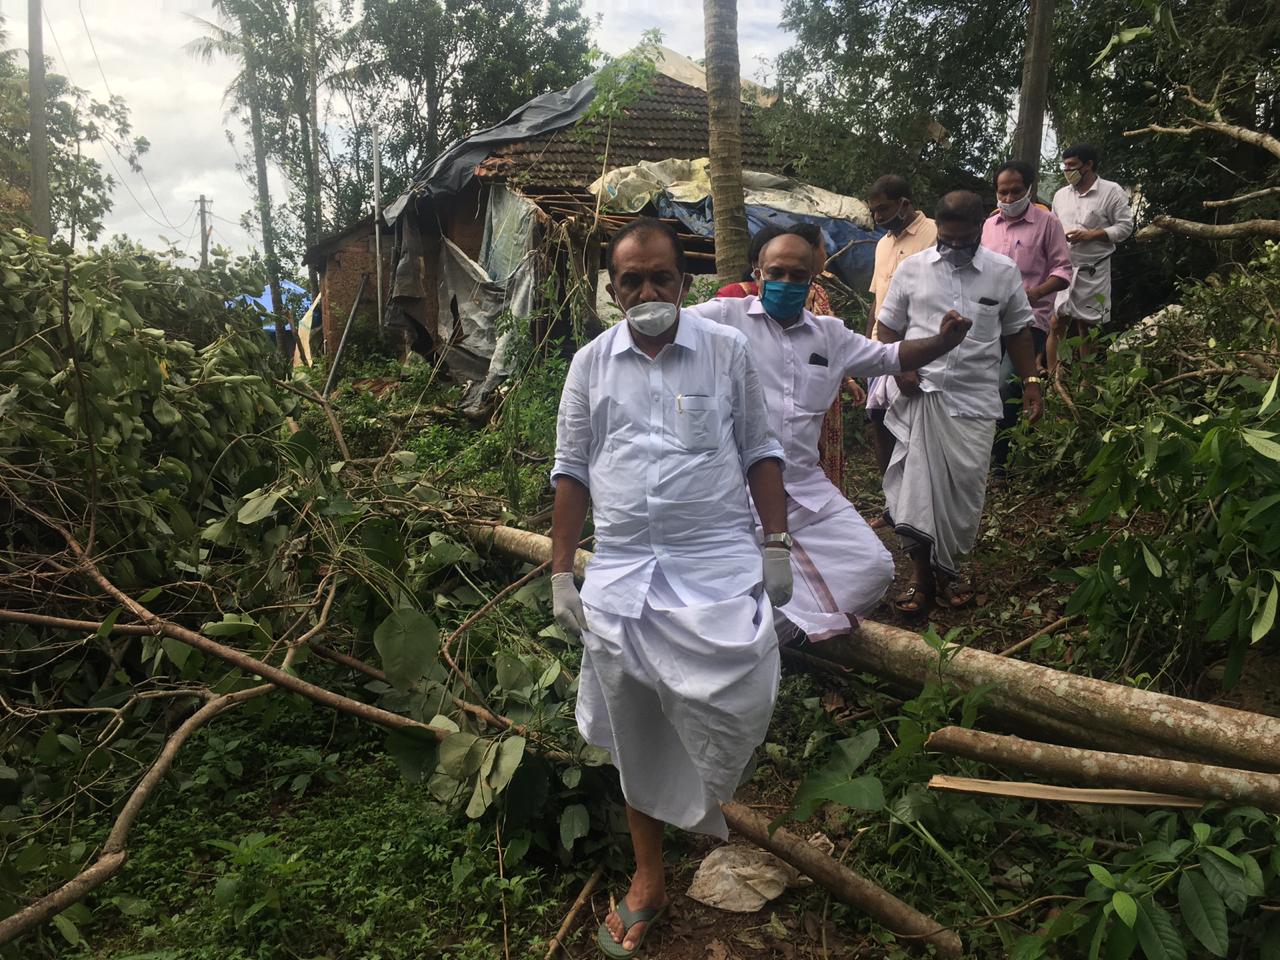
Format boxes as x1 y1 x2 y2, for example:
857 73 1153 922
883 391 996 577
576 569 780 839
775 497 894 644
1055 256 1113 325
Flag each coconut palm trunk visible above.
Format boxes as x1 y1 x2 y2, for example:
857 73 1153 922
237 13 288 361
703 0 750 287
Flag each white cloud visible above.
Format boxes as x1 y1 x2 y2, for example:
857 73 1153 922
10 0 793 260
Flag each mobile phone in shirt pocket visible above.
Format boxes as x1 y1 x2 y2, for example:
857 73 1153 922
968 299 1001 342
674 394 720 451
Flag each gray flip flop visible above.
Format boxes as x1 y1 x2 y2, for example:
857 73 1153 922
596 899 668 958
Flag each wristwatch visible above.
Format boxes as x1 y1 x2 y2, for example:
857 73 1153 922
1024 376 1044 386
764 532 794 550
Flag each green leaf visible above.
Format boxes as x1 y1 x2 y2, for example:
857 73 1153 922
465 774 494 818
1252 581 1278 643
1089 864 1118 889
1140 544 1162 578
1242 429 1280 462
1134 900 1187 960
1259 372 1279 413
236 490 281 524
151 395 181 427
559 803 589 852
386 728 439 784
788 730 885 821
372 609 439 691
52 913 82 946
488 736 526 794
201 617 259 638
1177 871 1228 957
1105 915 1139 960
438 733 482 779
161 637 191 670
1112 891 1138 928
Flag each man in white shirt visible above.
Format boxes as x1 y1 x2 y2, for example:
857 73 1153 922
549 218 791 957
1049 143 1134 371
684 230 970 644
877 191 1043 617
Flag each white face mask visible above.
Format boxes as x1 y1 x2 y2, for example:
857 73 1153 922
998 192 1032 219
625 300 678 337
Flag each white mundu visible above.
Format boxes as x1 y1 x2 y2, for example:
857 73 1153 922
551 311 785 838
685 295 903 641
877 245 1034 573
1052 176 1134 325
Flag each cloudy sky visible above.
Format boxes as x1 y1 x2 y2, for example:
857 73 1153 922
7 0 791 260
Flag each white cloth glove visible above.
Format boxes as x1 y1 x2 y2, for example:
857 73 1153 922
551 572 587 637
762 546 793 608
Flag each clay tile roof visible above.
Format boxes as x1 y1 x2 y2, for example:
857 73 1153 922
476 73 778 188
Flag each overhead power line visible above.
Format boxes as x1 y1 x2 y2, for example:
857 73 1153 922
62 1 187 232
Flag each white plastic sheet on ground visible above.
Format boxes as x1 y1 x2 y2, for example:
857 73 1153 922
686 844 809 913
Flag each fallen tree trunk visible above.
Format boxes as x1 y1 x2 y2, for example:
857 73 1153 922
845 622 1280 773
721 802 962 958
465 523 591 579
927 727 1280 812
466 524 1280 773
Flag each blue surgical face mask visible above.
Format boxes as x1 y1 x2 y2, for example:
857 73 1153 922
758 279 810 319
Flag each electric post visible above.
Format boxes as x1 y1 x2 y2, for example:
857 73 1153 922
198 195 209 268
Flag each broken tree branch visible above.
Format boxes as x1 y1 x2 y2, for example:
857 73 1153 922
721 802 962 958
926 727 1280 813
0 683 271 947
544 864 604 959
1137 215 1280 243
998 616 1073 658
1203 185 1280 209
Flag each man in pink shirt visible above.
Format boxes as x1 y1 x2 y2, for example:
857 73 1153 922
981 160 1071 472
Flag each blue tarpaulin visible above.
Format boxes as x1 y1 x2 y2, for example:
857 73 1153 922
227 280 311 335
652 196 883 284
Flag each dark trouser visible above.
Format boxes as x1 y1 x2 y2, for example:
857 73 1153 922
993 327 1048 470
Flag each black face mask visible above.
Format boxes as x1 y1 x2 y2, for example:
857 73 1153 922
877 201 908 234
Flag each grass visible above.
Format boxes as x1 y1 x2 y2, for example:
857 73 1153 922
50 706 581 960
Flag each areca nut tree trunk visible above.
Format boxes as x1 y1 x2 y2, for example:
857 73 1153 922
236 13 288 361
703 0 751 287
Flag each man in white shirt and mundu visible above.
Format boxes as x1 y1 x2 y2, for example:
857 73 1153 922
1049 142 1134 372
877 191 1044 617
549 219 793 957
684 228 971 644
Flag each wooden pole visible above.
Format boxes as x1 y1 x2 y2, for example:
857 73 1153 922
1011 0 1055 172
27 0 51 238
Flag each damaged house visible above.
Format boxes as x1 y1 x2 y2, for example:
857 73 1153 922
335 47 881 409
